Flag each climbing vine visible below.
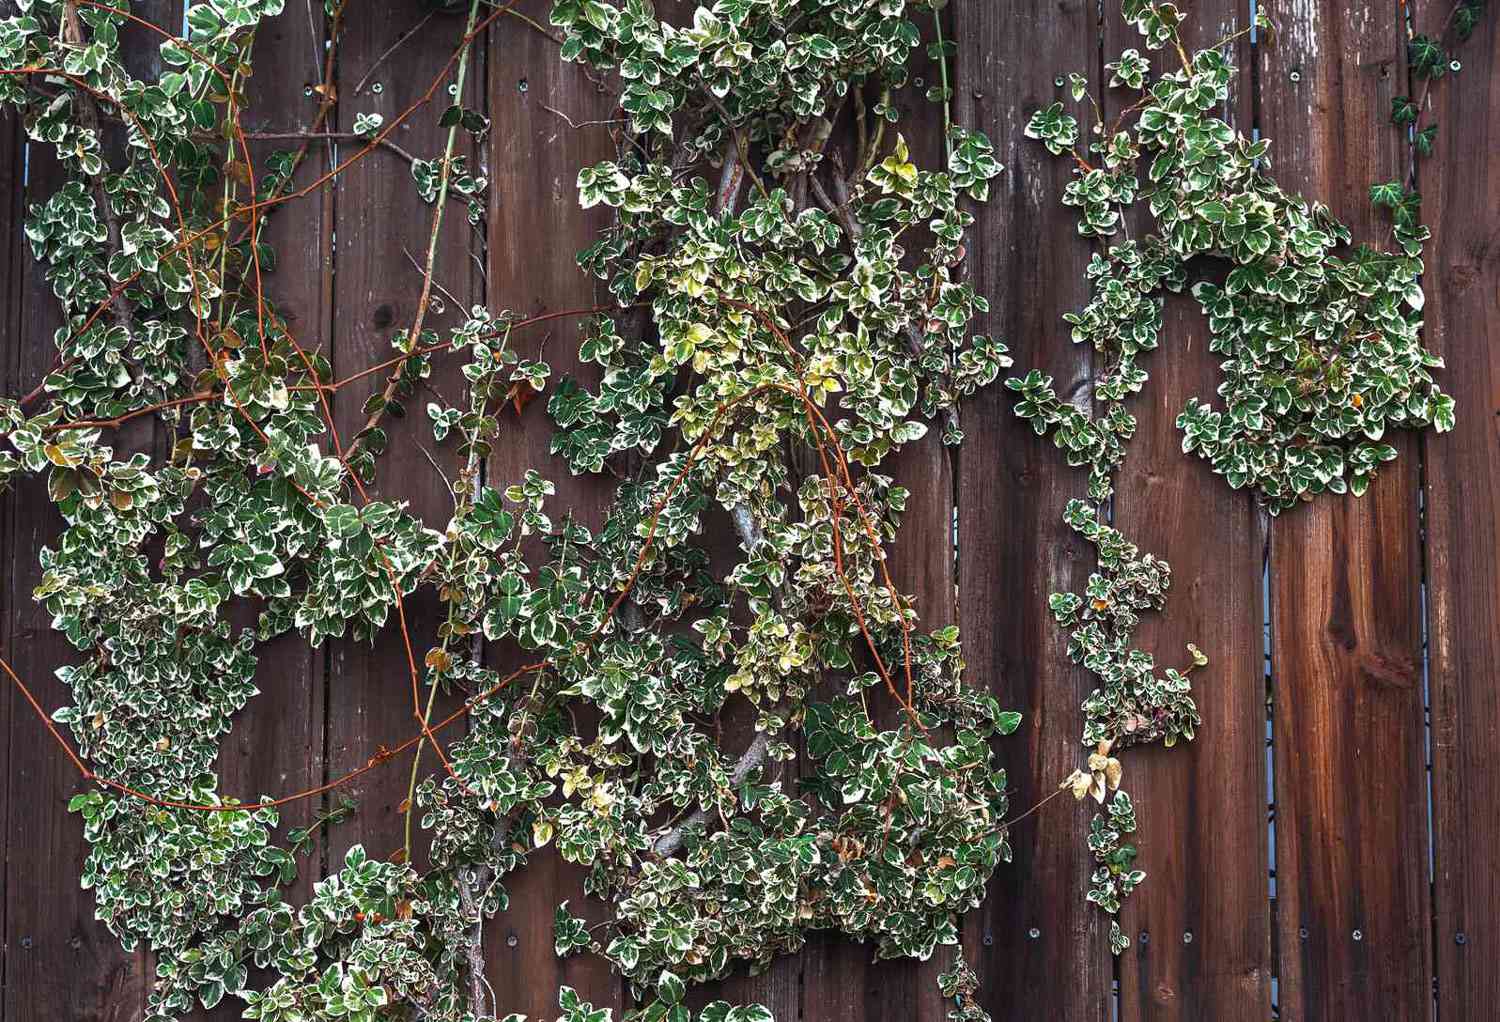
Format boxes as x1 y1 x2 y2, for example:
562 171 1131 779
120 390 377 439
0 0 1015 1019
1010 0 1482 949
0 0 1486 1019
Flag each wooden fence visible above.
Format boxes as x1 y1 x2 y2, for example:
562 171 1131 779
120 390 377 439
1 1 1496 1019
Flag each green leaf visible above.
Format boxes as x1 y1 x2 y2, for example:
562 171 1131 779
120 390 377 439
657 970 685 1005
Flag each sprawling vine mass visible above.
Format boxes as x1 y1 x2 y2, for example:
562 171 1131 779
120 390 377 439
0 0 1482 1018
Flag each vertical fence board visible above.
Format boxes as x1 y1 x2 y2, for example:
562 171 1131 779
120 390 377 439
2 149 150 1022
1421 3 1500 1018
5 4 1500 1021
212 0 330 920
482 12 626 1017
181 7 333 1016
324 7 482 872
799 16 957 1021
953 2 1111 1020
0 104 15 1022
1259 4 1432 1018
1 7 184 1020
0 0 183 1004
1106 6 1272 1021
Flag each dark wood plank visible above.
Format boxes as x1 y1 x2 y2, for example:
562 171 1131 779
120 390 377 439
324 5 482 873
2 146 151 1022
1419 3 1500 1018
798 13 958 1020
207 0 330 1001
799 445 956 1022
0 103 14 1022
1105 6 1272 1020
952 2 1111 1020
0 0 184 1008
482 9 626 1017
1258 4 1432 1017
193 7 331 1014
219 0 330 855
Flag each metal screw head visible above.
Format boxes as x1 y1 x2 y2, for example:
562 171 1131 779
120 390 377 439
1298 926 1309 940
982 932 994 947
1182 931 1194 944
1455 932 1468 945
1288 69 1302 83
1138 931 1150 946
371 82 384 94
1449 59 1462 72
505 933 518 947
302 85 314 98
914 76 925 88
1053 76 1065 88
1027 927 1041 940
1352 929 1363 942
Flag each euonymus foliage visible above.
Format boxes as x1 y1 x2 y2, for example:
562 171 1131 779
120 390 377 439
1011 0 1470 954
0 0 1013 1018
0 0 1479 1018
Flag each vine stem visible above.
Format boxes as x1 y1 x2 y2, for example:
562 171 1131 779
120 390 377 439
348 0 484 464
932 6 952 163
998 784 1070 830
400 323 511 859
59 2 144 359
5 0 513 405
1400 0 1469 188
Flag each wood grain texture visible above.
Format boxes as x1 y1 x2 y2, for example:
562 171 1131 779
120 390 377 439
5 3 1499 1019
952 2 1112 1020
0 0 184 1010
0 104 15 1022
1105 5 1272 1020
1258 3 1432 1018
1419 3 1500 1018
2 144 151 1022
323 6 482 873
216 0 329 886
482 7 626 1016
799 13 956 1020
